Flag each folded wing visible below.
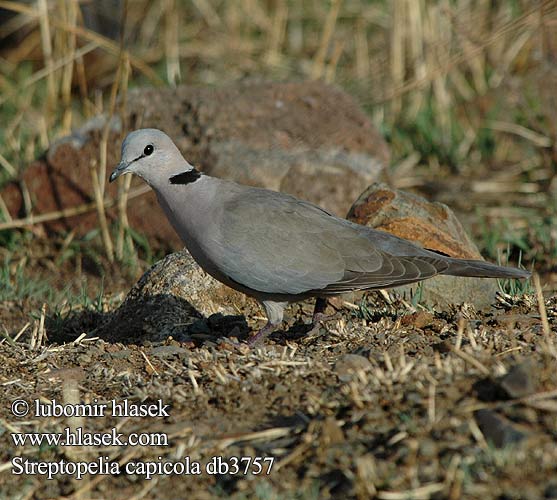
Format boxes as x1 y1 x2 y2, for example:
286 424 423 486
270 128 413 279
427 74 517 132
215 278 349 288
215 189 452 296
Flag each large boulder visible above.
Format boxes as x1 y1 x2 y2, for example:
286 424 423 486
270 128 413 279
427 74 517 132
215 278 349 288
1 81 389 250
126 80 389 217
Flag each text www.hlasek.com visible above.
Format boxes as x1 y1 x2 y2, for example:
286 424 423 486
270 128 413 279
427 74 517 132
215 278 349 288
11 427 167 447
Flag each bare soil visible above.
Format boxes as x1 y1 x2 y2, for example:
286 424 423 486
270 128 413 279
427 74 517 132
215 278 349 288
1 257 556 499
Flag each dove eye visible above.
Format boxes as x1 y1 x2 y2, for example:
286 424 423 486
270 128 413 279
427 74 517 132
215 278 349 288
143 145 154 156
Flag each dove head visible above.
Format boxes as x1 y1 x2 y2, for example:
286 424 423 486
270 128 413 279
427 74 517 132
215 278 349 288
110 129 191 186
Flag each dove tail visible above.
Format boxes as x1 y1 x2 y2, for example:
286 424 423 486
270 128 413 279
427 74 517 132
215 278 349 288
441 258 530 279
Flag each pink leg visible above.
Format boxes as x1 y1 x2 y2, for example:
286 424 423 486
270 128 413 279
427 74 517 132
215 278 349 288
248 322 278 346
247 300 287 346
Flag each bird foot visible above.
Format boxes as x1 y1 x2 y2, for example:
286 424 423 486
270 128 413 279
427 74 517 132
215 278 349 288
309 297 331 330
305 312 332 337
247 322 277 346
311 311 332 326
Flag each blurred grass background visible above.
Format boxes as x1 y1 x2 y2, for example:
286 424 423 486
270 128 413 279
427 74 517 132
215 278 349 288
0 0 556 294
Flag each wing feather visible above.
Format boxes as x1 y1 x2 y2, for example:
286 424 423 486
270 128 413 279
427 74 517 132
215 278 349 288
213 188 449 296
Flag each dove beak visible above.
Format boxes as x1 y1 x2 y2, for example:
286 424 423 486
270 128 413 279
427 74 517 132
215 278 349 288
109 161 129 183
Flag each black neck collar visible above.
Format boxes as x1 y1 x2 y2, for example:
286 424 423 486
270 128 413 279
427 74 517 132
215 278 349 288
169 168 202 185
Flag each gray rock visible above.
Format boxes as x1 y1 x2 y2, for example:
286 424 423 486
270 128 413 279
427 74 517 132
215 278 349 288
474 409 526 448
149 345 189 358
335 354 372 381
544 482 557 499
499 362 537 399
126 80 389 216
100 250 253 343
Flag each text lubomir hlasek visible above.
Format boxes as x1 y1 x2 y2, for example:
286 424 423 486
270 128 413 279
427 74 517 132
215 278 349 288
32 399 170 418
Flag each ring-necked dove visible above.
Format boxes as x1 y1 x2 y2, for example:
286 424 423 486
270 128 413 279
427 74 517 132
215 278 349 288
110 129 530 344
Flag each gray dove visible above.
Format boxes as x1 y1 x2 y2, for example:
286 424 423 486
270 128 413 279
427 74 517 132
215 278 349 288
110 129 530 344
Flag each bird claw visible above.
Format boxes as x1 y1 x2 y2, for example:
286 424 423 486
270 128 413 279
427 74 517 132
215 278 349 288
247 323 276 346
311 311 330 327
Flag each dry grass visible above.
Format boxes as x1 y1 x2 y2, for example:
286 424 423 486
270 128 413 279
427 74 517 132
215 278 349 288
1 293 557 498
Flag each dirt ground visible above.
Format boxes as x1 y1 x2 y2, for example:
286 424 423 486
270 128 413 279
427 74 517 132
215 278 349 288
1 255 557 499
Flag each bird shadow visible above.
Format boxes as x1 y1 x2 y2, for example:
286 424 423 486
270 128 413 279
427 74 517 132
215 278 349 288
266 316 327 345
45 293 250 347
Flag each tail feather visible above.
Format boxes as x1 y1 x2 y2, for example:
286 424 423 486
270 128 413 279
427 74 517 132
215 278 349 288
441 258 530 279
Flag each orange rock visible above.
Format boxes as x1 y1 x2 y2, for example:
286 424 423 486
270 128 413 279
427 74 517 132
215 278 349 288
347 183 481 260
347 183 498 309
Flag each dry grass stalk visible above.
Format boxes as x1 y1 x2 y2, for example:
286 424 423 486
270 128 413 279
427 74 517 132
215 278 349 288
0 184 150 231
27 319 39 350
12 322 30 344
216 426 292 450
379 0 556 105
446 454 463 500
468 417 489 448
0 461 13 474
324 38 345 83
0 151 16 176
448 344 490 376
38 303 47 346
115 52 134 261
188 370 201 394
37 0 56 113
275 439 311 471
164 0 181 86
407 0 425 85
533 273 555 355
490 120 553 148
0 192 13 223
265 0 287 66
354 18 370 81
100 77 122 199
136 0 166 48
192 0 221 27
489 28 535 88
383 350 394 372
389 0 405 117
60 0 78 134
93 7 132 263
90 159 114 262
0 326 13 346
0 0 162 84
108 5 134 262
140 350 159 375
29 303 46 350
455 317 466 350
377 482 445 500
461 2 488 96
115 173 133 261
0 42 98 107
72 332 88 344
405 0 426 117
311 0 342 79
